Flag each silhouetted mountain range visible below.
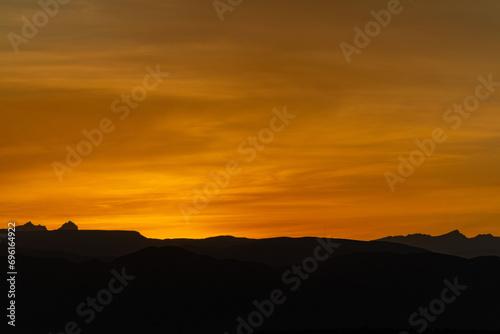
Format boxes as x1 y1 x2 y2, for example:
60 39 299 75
376 230 500 258
4 222 428 265
5 222 499 262
3 222 499 333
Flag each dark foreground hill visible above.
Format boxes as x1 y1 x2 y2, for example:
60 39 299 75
6 243 500 333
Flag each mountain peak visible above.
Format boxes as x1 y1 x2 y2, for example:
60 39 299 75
58 221 78 231
440 229 467 239
17 221 47 231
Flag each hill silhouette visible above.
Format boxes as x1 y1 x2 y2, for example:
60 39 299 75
58 220 79 230
6 227 428 267
377 230 500 258
14 221 47 231
3 223 500 332
6 245 500 333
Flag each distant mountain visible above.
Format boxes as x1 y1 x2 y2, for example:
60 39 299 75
6 229 428 267
376 230 500 258
8 225 500 261
163 236 429 268
15 221 47 231
7 245 500 333
11 229 163 258
58 220 79 230
3 221 78 232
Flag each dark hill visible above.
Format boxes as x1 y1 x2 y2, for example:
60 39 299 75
9 229 428 267
8 244 500 333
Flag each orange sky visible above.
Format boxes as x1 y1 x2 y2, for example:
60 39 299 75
1 0 500 240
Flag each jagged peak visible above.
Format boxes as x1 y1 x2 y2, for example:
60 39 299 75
18 221 47 231
58 221 78 231
406 233 431 237
438 230 467 239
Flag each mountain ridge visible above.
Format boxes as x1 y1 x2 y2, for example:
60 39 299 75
376 230 500 258
5 223 500 260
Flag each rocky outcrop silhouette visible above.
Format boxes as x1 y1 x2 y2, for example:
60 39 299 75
16 221 47 231
57 221 79 231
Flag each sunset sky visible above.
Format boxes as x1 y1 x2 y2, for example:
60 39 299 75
1 0 500 240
